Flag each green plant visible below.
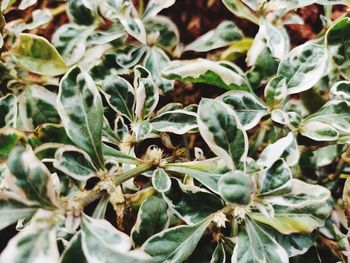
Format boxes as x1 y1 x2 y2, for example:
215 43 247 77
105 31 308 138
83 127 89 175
1 0 350 262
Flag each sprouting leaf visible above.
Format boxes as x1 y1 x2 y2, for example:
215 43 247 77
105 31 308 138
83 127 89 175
116 45 148 69
232 219 289 263
57 66 104 168
185 21 243 52
150 109 197 135
163 178 223 224
11 33 67 76
134 66 159 119
218 171 253 205
7 147 57 207
143 216 213 263
131 196 169 246
198 99 248 169
219 90 267 130
325 17 350 79
277 42 328 95
100 75 136 121
152 168 171 192
162 59 252 92
0 94 17 128
54 145 97 181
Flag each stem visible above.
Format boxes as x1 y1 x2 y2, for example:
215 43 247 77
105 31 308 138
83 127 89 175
51 4 66 17
330 146 350 192
113 161 154 186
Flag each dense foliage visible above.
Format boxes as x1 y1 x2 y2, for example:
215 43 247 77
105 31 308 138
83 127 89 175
1 0 350 262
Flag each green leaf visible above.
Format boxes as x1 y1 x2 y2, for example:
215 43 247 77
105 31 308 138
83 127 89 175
152 168 171 192
81 214 150 262
185 20 243 52
150 109 197 135
219 90 267 130
18 85 60 130
57 66 104 168
60 232 87 263
7 147 57 207
142 0 175 20
325 17 350 79
162 59 252 91
54 146 97 181
100 75 136 121
301 121 339 141
52 24 93 66
264 75 287 109
0 129 24 159
277 42 327 95
305 100 350 133
232 219 289 263
144 46 174 94
218 171 253 205
222 0 259 24
103 144 142 165
198 99 248 169
163 178 223 224
131 196 169 246
134 66 159 119
330 80 350 101
67 0 96 25
11 33 67 76
0 216 59 263
144 17 179 49
143 217 213 263
0 192 37 231
0 94 17 128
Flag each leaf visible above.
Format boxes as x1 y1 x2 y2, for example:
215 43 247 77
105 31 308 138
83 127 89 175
301 121 339 141
218 171 253 205
52 24 93 66
264 75 287 109
251 179 331 234
60 232 87 263
0 192 37 231
142 0 175 20
305 100 350 133
11 33 67 76
100 75 136 121
54 145 97 181
184 21 243 52
232 219 289 263
163 178 223 224
18 0 38 10
219 90 267 130
131 196 169 246
17 85 60 130
150 109 197 135
116 45 148 69
197 99 248 169
67 0 96 25
81 214 150 262
222 0 259 24
257 132 299 167
162 59 252 91
103 144 142 165
0 215 59 263
325 17 350 79
57 66 104 168
0 129 24 159
143 216 213 263
330 80 350 101
152 168 171 192
0 94 17 128
277 42 327 95
134 66 159 119
7 147 57 207
144 46 174 94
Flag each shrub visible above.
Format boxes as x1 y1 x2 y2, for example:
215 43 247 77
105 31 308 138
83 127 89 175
0 0 350 262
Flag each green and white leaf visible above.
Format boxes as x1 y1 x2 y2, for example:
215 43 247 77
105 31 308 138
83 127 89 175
67 0 96 25
0 94 17 128
184 21 243 52
198 99 248 169
142 0 175 20
116 45 147 69
11 33 67 76
330 80 350 101
264 76 287 109
222 0 259 24
57 66 104 168
152 168 171 192
301 121 339 141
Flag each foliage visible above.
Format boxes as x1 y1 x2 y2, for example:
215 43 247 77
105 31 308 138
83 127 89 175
0 0 350 262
